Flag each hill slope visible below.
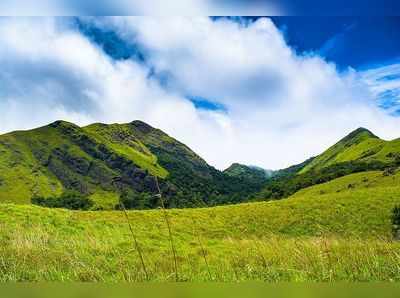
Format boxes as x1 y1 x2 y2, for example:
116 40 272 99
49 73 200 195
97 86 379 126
300 127 400 174
1 168 399 281
256 128 400 201
0 120 261 209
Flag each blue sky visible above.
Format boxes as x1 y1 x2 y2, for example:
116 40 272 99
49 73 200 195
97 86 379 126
271 17 400 116
1 17 400 170
271 17 400 69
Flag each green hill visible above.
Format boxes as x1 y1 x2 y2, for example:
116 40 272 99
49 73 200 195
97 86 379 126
2 123 400 209
1 168 399 281
300 127 400 174
0 120 261 209
256 128 400 201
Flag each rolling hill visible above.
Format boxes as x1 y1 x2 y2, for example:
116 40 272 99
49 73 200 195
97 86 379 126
1 167 399 281
0 120 262 209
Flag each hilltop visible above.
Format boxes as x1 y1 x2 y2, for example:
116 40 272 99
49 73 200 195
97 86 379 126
300 127 400 174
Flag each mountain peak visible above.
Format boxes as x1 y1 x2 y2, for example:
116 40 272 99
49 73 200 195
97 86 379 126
341 127 379 144
48 120 80 129
130 120 156 134
299 127 383 174
350 127 376 137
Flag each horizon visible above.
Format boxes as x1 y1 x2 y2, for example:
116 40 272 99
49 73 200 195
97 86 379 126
1 17 400 170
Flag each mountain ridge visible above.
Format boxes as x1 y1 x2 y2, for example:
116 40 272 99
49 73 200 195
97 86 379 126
0 119 264 209
1 123 400 209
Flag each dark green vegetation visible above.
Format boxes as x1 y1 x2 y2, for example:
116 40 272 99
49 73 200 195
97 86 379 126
1 169 400 281
256 128 400 201
32 191 94 210
0 120 263 210
392 206 400 239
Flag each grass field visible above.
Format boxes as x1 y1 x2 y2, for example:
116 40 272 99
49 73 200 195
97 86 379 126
1 170 400 281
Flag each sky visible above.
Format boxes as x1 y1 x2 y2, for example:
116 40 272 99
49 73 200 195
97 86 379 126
2 0 400 15
1 16 400 170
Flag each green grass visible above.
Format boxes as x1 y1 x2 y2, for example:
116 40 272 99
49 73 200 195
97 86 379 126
84 123 168 178
0 130 64 203
1 169 400 281
89 191 120 210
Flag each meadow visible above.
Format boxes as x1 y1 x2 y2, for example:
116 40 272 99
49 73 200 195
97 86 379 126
1 170 400 282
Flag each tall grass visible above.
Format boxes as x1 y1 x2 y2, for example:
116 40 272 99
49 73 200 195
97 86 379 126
191 215 212 280
154 176 179 281
120 201 149 281
1 170 400 281
0 223 399 282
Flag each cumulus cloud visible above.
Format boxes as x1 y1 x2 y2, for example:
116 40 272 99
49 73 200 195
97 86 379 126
0 17 399 170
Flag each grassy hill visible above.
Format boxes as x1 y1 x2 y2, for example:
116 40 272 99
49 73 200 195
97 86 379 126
1 168 399 281
0 120 261 209
256 128 400 201
300 128 400 174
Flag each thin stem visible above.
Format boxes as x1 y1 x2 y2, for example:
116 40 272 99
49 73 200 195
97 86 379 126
120 201 149 281
191 216 212 280
154 176 179 281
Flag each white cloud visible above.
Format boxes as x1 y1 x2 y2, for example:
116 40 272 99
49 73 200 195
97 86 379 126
360 63 400 113
1 17 400 171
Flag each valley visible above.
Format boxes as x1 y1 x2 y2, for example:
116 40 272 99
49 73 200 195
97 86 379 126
1 121 400 281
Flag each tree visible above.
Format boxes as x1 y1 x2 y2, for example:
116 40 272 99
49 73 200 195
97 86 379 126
117 190 155 210
32 191 93 210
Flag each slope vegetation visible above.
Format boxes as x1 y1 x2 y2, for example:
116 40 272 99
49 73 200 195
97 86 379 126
300 128 400 174
0 120 262 209
257 128 400 201
0 168 399 281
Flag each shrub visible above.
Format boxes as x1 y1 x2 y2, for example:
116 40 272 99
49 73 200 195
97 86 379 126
383 167 397 177
116 190 155 210
392 206 400 240
32 191 94 210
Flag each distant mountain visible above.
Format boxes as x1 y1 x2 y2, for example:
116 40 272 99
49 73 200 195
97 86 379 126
248 165 276 178
0 120 262 209
224 163 274 182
